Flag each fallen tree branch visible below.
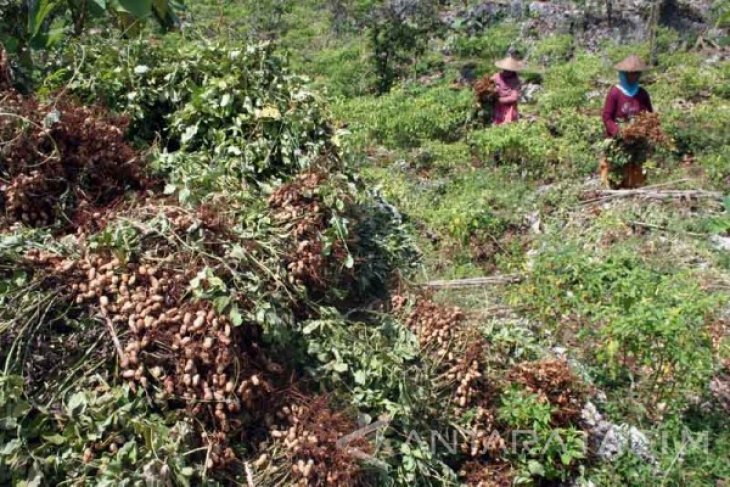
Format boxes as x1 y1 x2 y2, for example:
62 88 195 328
422 275 523 289
628 220 706 237
641 178 693 189
467 305 520 319
584 188 724 203
103 314 125 362
244 462 255 487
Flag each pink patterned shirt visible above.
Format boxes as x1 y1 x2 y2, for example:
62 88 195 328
491 71 521 125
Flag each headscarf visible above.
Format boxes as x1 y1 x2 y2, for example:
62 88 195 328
617 71 640 97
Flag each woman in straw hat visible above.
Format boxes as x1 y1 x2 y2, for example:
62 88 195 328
491 56 526 125
600 54 654 187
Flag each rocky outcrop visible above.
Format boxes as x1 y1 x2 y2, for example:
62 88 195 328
444 0 721 53
581 402 656 463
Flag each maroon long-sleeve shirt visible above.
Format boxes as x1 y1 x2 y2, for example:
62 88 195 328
602 86 653 137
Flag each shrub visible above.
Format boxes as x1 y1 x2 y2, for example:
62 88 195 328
712 61 730 98
652 63 726 102
447 23 520 61
468 121 560 176
695 146 730 186
366 0 441 93
663 103 730 157
335 85 472 149
530 34 574 64
498 386 587 483
513 245 723 415
414 140 471 173
307 41 375 98
548 108 605 175
537 54 605 112
0 382 198 486
46 38 339 189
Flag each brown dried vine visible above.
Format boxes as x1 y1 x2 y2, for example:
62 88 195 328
0 90 147 229
621 111 670 148
264 395 371 486
459 460 514 487
473 75 498 105
268 172 352 296
508 358 588 427
24 248 284 471
392 295 500 458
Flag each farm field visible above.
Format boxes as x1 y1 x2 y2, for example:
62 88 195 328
1 0 729 485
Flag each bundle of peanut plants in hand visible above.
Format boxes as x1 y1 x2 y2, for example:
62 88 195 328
473 74 498 124
604 112 672 168
620 112 671 148
474 75 498 105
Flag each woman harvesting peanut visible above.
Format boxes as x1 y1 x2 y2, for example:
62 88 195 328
600 54 655 188
491 56 526 125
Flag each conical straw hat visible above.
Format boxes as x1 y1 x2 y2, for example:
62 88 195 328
494 56 527 72
613 55 650 72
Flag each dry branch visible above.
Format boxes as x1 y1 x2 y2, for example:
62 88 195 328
103 315 125 362
584 189 724 204
422 275 523 289
627 220 706 237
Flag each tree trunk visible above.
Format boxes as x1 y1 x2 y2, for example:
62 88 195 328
648 0 661 65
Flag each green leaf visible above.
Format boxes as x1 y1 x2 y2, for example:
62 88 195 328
208 276 226 291
213 295 231 312
229 245 247 260
230 306 243 327
333 362 349 373
353 370 367 385
42 434 66 446
66 391 88 417
0 439 20 455
344 253 354 269
42 109 61 128
14 272 28 287
181 124 198 144
88 0 108 16
178 188 191 203
21 462 44 487
527 460 545 476
29 0 61 38
117 0 153 18
303 320 323 334
0 34 18 53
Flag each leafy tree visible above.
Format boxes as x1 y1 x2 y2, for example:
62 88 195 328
0 0 183 75
713 0 730 27
366 0 441 94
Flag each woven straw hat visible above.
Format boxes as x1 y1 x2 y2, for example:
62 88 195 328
614 54 650 72
494 56 526 72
